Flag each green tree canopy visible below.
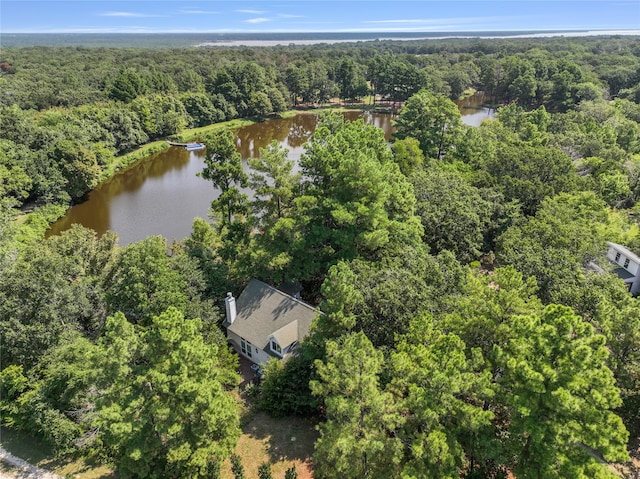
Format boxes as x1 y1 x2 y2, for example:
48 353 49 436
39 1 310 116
495 191 622 302
108 69 147 103
494 305 628 478
95 308 240 479
0 225 117 368
248 140 300 223
311 332 403 479
410 166 494 263
393 89 463 160
390 315 493 479
104 235 216 327
240 112 422 291
390 137 424 176
442 267 629 478
200 130 249 226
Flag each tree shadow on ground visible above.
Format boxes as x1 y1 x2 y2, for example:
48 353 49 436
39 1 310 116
243 410 319 464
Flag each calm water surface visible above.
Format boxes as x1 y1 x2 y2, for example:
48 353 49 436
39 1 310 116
47 98 493 245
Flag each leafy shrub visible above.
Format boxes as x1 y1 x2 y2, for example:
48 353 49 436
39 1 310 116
258 357 317 417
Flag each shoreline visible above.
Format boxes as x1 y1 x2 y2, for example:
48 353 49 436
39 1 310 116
17 109 323 245
27 98 486 245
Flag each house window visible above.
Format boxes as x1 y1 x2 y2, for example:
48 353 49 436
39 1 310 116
241 338 252 358
615 252 621 262
271 340 282 356
624 258 630 269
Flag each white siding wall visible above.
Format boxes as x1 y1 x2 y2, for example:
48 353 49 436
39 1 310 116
226 330 243 356
226 331 272 364
607 245 640 296
253 347 272 365
608 246 640 275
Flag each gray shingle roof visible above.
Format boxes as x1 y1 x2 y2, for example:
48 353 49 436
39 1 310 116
613 267 635 281
225 279 319 354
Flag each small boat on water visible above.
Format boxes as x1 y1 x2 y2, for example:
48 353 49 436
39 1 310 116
166 141 206 151
185 143 205 151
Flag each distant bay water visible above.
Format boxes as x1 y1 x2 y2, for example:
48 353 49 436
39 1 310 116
194 30 640 47
2 30 639 48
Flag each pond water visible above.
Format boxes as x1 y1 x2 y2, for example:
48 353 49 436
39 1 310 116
47 96 493 245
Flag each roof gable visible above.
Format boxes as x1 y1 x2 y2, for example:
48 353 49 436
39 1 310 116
270 320 300 349
226 279 319 352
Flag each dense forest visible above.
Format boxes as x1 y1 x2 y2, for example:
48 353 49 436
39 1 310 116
1 35 640 478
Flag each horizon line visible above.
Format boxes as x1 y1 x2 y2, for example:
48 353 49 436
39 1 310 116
2 28 640 35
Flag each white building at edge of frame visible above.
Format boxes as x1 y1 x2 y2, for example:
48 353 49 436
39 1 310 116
607 241 640 296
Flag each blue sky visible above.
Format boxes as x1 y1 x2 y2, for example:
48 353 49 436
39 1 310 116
1 1 639 34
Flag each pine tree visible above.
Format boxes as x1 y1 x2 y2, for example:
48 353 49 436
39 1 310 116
95 308 240 478
284 465 298 479
230 453 246 479
200 130 249 225
310 332 402 479
257 462 273 479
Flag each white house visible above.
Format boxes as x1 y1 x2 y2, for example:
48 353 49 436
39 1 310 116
606 242 640 295
223 279 320 365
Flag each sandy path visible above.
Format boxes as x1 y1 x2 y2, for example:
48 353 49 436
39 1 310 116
0 448 62 479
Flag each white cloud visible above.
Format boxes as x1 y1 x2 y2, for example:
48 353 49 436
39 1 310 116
363 18 437 23
35 26 157 33
236 9 266 14
179 9 220 15
101 12 166 18
366 19 438 24
245 17 271 23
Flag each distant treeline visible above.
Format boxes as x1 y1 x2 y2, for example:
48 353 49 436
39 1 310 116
0 35 639 209
0 31 597 48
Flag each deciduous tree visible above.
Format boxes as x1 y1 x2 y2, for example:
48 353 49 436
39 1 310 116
411 166 494 263
104 235 215 327
390 137 424 176
108 69 147 103
394 89 463 160
0 225 116 368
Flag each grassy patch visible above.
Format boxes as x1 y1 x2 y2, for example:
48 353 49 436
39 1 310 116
170 117 260 143
1 412 316 479
0 426 115 479
101 140 169 180
0 426 53 465
221 411 318 479
459 88 478 99
14 203 67 246
277 111 298 119
45 458 116 479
